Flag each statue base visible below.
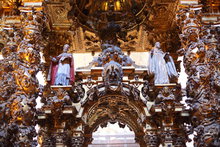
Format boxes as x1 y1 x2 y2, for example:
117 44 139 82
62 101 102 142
50 85 72 90
155 83 176 88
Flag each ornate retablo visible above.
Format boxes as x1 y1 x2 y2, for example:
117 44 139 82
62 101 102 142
0 0 219 147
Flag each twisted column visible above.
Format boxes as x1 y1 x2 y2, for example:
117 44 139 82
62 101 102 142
0 2 46 146
176 3 220 146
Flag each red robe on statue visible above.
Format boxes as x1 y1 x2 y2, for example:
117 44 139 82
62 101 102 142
47 55 75 85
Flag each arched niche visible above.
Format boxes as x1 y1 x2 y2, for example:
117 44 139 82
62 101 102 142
81 91 148 147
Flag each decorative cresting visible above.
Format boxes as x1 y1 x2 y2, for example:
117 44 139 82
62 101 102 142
78 43 141 69
0 1 46 146
176 2 220 147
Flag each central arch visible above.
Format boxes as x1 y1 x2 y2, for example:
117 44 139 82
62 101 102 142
81 84 148 146
91 122 137 146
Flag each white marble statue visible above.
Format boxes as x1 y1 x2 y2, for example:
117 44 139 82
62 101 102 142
149 42 178 84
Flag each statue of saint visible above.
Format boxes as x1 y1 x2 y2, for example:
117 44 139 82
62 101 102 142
47 44 74 85
149 42 178 84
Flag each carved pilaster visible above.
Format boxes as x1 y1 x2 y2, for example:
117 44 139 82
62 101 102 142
148 85 188 146
176 2 220 147
37 84 86 146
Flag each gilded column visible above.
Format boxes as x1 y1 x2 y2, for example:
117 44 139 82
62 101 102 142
0 1 46 146
0 27 23 146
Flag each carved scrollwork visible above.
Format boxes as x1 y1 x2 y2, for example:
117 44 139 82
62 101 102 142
66 83 85 103
84 31 101 52
141 81 158 101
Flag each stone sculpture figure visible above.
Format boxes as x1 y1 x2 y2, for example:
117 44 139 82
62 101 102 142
149 42 178 84
47 44 74 85
164 52 178 82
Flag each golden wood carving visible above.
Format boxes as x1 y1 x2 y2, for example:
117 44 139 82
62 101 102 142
0 0 219 147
